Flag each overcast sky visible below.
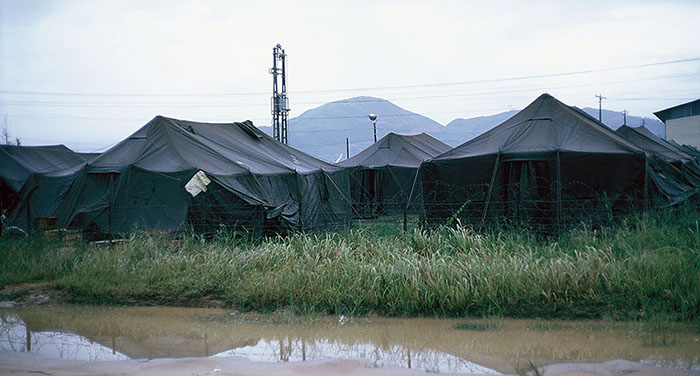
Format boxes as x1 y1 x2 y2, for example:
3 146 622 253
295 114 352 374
1 0 699 151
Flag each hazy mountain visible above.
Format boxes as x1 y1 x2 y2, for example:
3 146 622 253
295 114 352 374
579 107 665 137
285 96 444 162
439 110 519 146
258 97 666 162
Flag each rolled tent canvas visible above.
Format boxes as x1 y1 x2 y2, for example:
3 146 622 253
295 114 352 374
421 94 696 229
11 116 351 235
338 132 451 217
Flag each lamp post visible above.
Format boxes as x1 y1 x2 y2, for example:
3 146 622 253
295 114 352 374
368 113 377 143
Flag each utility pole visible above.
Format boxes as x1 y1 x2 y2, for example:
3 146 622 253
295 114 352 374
269 44 290 144
346 137 349 159
595 94 606 122
622 110 628 126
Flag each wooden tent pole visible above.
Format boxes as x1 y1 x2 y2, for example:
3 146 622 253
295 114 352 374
481 153 501 224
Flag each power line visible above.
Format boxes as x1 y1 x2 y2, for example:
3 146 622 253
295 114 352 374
2 72 697 109
1 57 698 97
6 89 694 125
293 57 700 93
4 107 511 125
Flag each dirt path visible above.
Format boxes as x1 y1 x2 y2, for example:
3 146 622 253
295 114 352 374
0 282 227 308
0 282 64 307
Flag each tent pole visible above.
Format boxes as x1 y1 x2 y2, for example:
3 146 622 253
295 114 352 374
556 151 562 231
405 168 421 211
404 167 421 232
324 171 362 219
481 153 501 224
296 176 303 230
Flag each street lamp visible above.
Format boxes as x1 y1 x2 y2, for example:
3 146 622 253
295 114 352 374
368 113 377 143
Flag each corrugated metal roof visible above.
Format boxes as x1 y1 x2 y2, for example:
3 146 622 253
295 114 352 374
654 99 700 122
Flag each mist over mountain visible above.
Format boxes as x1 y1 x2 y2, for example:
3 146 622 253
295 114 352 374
258 97 666 162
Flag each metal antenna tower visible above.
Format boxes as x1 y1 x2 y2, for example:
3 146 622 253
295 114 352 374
269 44 290 144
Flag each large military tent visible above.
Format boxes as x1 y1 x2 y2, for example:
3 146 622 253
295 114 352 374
11 116 351 235
421 94 696 229
338 132 451 217
623 126 700 162
616 124 700 187
667 139 700 160
0 145 89 213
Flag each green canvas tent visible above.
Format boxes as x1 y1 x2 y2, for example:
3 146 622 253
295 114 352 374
421 94 696 229
616 124 700 188
0 145 89 213
11 116 351 235
338 132 451 217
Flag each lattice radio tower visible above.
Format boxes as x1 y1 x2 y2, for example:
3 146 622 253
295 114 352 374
269 44 289 144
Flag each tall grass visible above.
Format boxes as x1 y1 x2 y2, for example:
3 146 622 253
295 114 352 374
1 208 698 320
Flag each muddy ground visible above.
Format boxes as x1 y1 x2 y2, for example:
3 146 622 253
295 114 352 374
1 352 698 376
0 282 62 307
0 282 227 308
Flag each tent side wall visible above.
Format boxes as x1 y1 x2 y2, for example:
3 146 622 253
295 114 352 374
187 179 265 234
558 153 647 224
108 167 193 234
12 167 193 236
346 166 425 218
13 165 352 236
297 169 352 231
422 152 652 228
421 155 496 225
8 172 83 233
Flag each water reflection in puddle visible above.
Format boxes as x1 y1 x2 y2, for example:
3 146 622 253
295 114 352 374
213 338 498 374
0 314 127 361
1 306 699 374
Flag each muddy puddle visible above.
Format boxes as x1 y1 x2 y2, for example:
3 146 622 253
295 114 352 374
1 306 698 374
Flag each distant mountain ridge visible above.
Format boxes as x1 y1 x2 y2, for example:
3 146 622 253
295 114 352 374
289 96 444 162
579 107 664 137
258 96 664 162
439 110 519 146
